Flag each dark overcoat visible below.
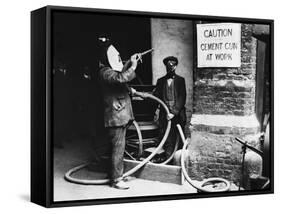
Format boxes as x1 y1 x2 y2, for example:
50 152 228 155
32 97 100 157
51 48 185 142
98 61 136 127
153 74 187 127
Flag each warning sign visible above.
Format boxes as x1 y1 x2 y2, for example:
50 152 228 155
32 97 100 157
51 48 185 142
197 23 241 67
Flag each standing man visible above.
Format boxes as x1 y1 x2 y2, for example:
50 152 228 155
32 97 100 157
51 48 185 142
98 36 145 189
154 56 187 160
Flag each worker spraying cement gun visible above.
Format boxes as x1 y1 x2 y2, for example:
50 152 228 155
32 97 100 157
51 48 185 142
97 36 153 189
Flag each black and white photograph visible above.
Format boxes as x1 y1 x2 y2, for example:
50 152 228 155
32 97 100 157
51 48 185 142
30 5 273 207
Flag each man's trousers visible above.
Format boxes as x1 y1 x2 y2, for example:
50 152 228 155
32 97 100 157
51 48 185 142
106 125 128 183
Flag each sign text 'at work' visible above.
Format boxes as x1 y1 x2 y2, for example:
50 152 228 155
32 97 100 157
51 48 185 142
197 23 241 67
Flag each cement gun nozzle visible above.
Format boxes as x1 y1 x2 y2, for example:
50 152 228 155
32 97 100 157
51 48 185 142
136 48 154 63
140 48 154 56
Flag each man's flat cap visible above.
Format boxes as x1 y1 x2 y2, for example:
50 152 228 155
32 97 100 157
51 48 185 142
163 56 178 66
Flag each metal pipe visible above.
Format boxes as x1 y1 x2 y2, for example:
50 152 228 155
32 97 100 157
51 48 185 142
235 137 263 157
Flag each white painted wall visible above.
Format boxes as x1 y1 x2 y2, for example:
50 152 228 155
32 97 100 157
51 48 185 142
151 18 194 112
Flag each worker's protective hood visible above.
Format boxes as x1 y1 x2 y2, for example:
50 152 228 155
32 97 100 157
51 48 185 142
107 45 123 72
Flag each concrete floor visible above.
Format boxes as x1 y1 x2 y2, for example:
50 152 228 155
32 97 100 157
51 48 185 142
53 137 197 202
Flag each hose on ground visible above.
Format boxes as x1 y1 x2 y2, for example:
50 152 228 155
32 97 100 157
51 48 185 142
64 93 171 185
125 119 179 165
158 135 179 165
177 124 231 192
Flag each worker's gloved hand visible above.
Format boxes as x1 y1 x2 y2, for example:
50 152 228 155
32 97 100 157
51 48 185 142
167 113 174 121
139 92 149 99
130 53 140 69
154 108 159 122
136 92 149 99
131 87 137 95
136 53 142 63
131 88 149 99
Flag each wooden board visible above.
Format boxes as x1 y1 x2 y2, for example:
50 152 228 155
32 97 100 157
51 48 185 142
124 159 182 185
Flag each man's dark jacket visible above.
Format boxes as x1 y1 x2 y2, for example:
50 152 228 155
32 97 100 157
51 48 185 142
154 74 187 126
98 61 136 127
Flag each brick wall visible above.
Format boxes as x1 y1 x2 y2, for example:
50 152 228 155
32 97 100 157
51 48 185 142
187 132 242 183
189 24 261 187
194 24 257 116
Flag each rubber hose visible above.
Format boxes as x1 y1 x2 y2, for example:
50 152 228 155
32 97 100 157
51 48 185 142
125 119 178 165
158 135 179 165
132 120 143 157
127 94 178 165
177 124 231 192
64 93 171 185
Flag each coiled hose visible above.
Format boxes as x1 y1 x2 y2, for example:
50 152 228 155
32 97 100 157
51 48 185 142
177 124 231 192
64 93 171 185
126 120 179 165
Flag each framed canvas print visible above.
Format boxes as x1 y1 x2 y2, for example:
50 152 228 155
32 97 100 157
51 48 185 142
31 5 274 207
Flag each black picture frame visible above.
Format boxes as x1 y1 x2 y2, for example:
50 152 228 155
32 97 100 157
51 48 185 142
31 5 274 208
